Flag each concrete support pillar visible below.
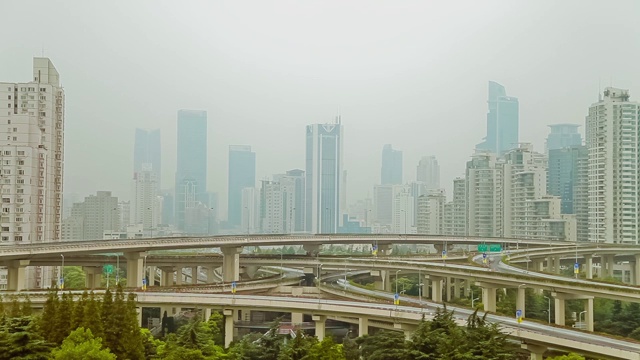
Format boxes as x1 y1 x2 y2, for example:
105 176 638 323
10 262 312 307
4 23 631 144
446 277 452 302
553 256 561 274
521 344 546 360
207 267 216 283
176 267 183 285
371 270 390 292
136 307 142 327
462 279 470 297
427 276 443 302
603 255 614 278
393 323 416 340
358 317 369 336
554 297 565 326
221 246 243 282
160 305 174 317
303 244 320 256
160 267 174 286
148 266 157 286
203 308 212 321
532 259 543 272
82 266 102 289
453 279 461 299
584 255 593 280
482 287 497 312
291 312 303 325
633 254 640 286
584 297 594 332
191 266 198 284
546 256 552 272
223 309 235 348
124 252 144 288
312 315 326 341
516 287 526 319
6 260 30 291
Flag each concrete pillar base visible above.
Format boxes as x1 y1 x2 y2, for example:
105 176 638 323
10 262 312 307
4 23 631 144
291 312 303 325
160 267 174 286
124 252 145 288
521 344 546 360
358 317 369 336
222 246 243 282
83 266 102 289
476 282 498 313
223 309 235 348
516 287 526 319
312 315 326 341
7 260 30 291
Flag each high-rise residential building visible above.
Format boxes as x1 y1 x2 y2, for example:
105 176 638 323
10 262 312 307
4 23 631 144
260 180 295 233
450 177 467 235
417 190 446 235
175 110 207 231
0 58 65 289
392 187 415 234
416 156 440 189
65 191 120 241
160 191 174 226
476 81 519 155
546 124 582 152
373 184 403 230
381 144 403 185
466 152 503 237
285 169 305 232
241 187 260 234
133 128 161 190
133 163 161 231
586 87 640 244
305 121 343 233
228 145 256 227
118 200 131 230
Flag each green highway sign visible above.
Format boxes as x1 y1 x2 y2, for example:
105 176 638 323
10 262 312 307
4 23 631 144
104 265 114 274
489 244 502 252
477 244 488 252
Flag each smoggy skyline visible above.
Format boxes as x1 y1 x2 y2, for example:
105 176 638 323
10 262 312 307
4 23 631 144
2 1 639 218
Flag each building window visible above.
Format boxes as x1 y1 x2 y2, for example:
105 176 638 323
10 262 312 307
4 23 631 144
1 227 8 231
1 237 7 241
17 151 24 155
12 137 16 141
15 236 22 241
3 151 10 155
2 198 9 203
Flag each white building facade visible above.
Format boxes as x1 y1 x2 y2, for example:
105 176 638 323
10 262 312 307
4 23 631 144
0 58 65 289
133 163 161 231
586 88 640 244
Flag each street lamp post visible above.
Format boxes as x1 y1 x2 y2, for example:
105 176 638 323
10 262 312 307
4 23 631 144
60 254 64 289
544 296 551 324
115 254 120 285
143 255 148 289
470 288 479 308
395 270 401 295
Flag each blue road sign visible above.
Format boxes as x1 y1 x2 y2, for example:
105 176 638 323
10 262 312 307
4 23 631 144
516 309 522 318
394 293 399 300
482 253 487 259
574 263 580 274
142 278 146 285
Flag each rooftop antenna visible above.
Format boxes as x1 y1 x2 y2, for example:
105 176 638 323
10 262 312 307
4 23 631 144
598 79 602 101
336 105 341 125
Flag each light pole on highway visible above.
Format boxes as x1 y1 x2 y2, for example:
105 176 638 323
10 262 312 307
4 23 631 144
59 254 64 289
470 288 479 308
115 254 120 285
395 270 401 295
544 296 551 324
418 282 424 306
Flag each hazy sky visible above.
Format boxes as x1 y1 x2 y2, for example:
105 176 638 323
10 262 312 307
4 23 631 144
2 1 639 218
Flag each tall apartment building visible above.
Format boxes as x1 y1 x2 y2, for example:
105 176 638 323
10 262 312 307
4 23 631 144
381 144 403 185
0 58 65 289
118 200 131 229
63 191 120 241
240 187 260 235
373 184 402 230
228 145 256 227
260 180 295 233
548 146 587 214
476 81 519 155
466 152 503 237
447 177 467 236
175 110 207 231
284 169 305 232
305 121 343 233
586 88 640 244
133 128 161 190
133 163 161 231
417 190 446 235
416 156 440 189
392 187 415 234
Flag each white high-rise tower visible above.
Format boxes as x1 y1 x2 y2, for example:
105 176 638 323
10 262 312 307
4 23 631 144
0 58 65 289
133 163 160 231
586 87 640 244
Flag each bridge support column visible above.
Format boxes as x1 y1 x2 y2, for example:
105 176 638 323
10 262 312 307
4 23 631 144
161 305 175 317
136 307 142 327
584 255 593 279
521 344 546 360
632 254 640 286
427 275 443 303
585 297 594 332
393 323 416 340
358 317 369 336
453 279 461 299
516 286 526 319
476 282 498 313
291 312 303 325
124 252 145 289
176 267 183 285
160 267 174 286
191 266 198 284
203 308 212 321
553 256 561 274
554 297 565 326
83 266 102 289
446 277 452 302
312 315 326 341
221 247 243 282
371 270 390 292
546 256 552 272
6 260 29 291
603 255 614 278
303 244 320 256
552 292 594 329
148 266 157 286
531 259 543 272
223 309 235 348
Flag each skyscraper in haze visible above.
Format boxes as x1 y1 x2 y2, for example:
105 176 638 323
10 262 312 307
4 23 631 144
305 121 343 233
175 110 207 231
416 155 440 189
586 88 640 244
381 144 402 185
477 81 519 155
133 128 161 190
0 57 65 289
546 124 582 152
227 145 256 227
